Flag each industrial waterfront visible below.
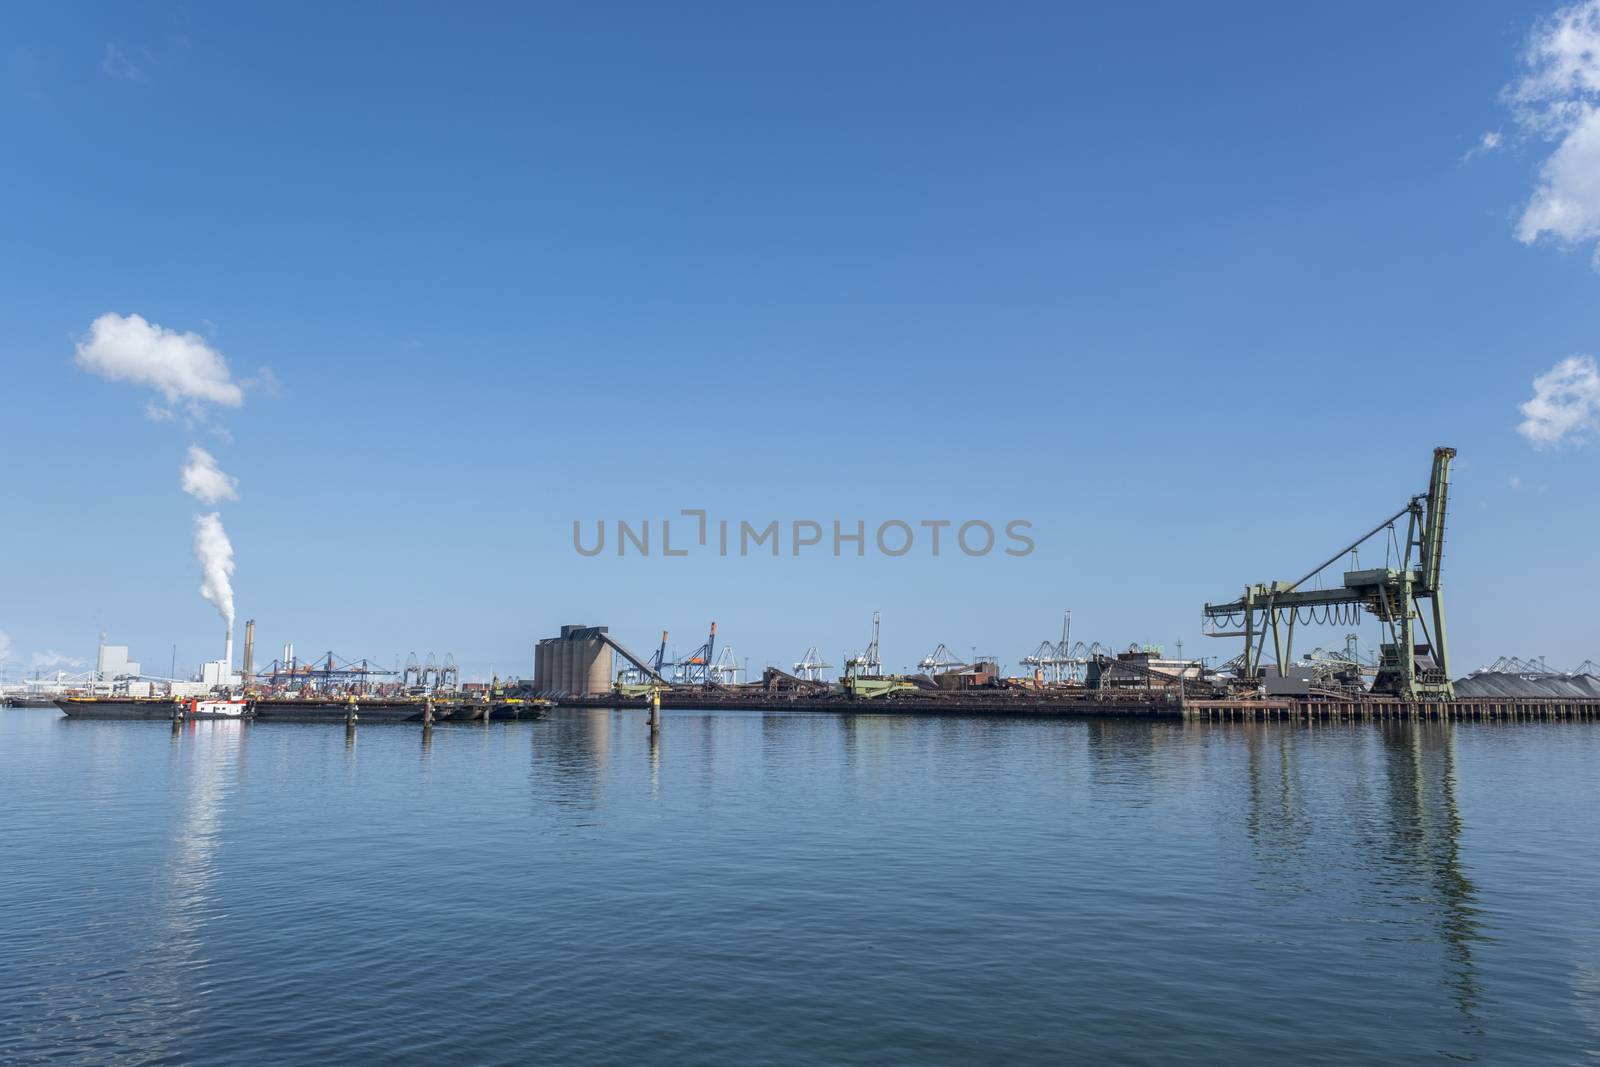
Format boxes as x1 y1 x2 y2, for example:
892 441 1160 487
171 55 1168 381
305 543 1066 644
9 447 1600 727
5 704 1600 1065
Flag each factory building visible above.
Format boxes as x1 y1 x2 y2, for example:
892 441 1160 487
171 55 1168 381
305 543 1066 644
95 640 140 681
534 625 615 696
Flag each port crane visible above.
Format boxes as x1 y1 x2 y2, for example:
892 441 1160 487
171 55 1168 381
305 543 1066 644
792 647 833 681
1021 610 1077 683
259 650 403 694
618 630 673 685
843 612 883 680
1202 447 1456 700
671 622 719 685
917 644 968 675
708 646 744 684
401 652 459 693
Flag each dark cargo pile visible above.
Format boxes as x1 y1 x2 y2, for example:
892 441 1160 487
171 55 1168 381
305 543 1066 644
1454 672 1600 699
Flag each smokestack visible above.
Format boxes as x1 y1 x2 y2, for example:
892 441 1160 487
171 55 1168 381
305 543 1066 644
242 619 255 680
224 624 234 673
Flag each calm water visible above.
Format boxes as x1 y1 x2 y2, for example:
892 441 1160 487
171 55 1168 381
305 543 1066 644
3 707 1599 1065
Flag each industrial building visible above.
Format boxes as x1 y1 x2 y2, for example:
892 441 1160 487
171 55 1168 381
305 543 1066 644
535 625 617 696
95 640 140 682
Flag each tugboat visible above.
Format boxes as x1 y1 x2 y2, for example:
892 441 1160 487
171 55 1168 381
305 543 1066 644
188 696 250 719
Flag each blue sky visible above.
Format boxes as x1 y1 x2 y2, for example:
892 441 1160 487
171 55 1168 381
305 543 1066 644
3 1 1599 681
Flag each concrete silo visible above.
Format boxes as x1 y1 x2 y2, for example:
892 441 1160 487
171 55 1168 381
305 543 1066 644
534 626 616 696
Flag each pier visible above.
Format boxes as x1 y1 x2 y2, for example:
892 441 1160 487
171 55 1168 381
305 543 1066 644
555 690 1600 722
1183 696 1600 722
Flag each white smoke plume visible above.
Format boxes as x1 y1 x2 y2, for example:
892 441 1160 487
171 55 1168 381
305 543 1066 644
30 651 85 670
75 312 244 408
192 513 236 629
180 445 239 504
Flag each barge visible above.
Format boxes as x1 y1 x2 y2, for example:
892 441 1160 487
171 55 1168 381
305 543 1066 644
56 696 248 719
53 695 551 723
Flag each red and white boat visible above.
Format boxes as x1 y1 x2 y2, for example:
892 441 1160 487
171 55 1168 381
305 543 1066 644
189 697 251 719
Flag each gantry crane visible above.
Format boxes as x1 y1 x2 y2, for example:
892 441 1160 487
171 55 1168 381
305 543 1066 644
1202 447 1456 701
843 611 883 680
917 644 968 675
792 647 833 681
671 622 719 685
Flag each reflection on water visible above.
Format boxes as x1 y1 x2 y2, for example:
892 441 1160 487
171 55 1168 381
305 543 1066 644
151 721 243 1058
9 718 246 1063
4 710 1599 1066
1380 724 1483 1019
1234 721 1486 1032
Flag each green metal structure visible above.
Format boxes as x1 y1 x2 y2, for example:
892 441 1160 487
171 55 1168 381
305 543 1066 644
1203 447 1457 700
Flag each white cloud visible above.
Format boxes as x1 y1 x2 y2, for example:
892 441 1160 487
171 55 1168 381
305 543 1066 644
241 365 284 398
1517 107 1600 254
180 445 239 504
1463 130 1504 161
75 313 244 409
101 43 146 81
1518 354 1600 446
1507 1 1600 261
31 651 84 670
1509 475 1523 489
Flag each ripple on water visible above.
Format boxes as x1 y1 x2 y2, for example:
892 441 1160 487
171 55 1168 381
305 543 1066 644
2 711 1599 1065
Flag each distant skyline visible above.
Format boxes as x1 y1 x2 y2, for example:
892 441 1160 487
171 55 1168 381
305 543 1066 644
4 1 1600 682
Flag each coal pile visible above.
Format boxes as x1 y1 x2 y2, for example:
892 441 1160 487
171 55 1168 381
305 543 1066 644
1455 672 1600 699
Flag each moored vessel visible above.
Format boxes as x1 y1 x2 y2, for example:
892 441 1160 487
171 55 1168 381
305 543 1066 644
55 696 185 720
55 695 252 719
250 697 430 723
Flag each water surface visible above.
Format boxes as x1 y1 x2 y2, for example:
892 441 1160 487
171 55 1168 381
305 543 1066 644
3 707 1598 1064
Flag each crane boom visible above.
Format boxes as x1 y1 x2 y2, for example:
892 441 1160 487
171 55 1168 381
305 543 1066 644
1202 447 1455 700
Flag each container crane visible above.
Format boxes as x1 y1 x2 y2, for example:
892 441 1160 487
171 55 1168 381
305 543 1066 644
917 644 968 675
672 622 719 685
793 647 833 681
843 611 882 680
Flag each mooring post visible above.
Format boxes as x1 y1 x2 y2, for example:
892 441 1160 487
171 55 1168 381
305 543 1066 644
346 699 359 729
649 687 661 732
423 696 434 729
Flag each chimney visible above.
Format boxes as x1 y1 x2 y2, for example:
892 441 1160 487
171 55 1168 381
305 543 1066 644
224 624 234 673
242 619 255 680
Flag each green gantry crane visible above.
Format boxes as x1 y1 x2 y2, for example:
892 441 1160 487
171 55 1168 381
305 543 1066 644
1202 447 1457 701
